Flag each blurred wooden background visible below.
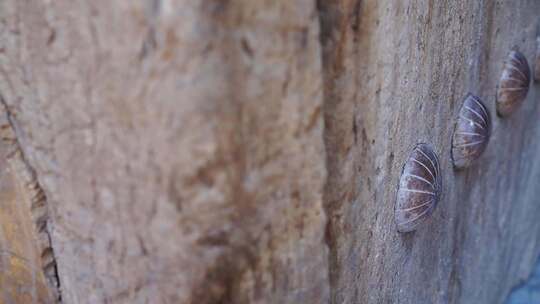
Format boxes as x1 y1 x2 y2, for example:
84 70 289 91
0 1 538 303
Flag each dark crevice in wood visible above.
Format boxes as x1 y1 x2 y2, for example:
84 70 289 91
0 94 62 303
316 1 364 303
316 2 340 301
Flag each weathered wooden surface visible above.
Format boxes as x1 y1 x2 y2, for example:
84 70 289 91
320 1 540 303
0 0 538 303
0 1 328 303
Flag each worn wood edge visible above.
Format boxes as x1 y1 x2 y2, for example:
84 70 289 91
0 99 61 303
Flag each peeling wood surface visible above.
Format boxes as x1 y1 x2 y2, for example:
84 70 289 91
0 0 537 304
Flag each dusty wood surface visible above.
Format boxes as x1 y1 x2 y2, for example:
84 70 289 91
0 0 537 303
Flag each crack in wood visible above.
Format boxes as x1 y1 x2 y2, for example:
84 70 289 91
0 95 62 303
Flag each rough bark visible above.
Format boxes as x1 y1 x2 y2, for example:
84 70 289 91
0 1 538 304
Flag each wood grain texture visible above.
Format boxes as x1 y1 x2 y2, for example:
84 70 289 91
535 21 540 83
0 0 538 303
0 0 328 303
319 1 540 303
